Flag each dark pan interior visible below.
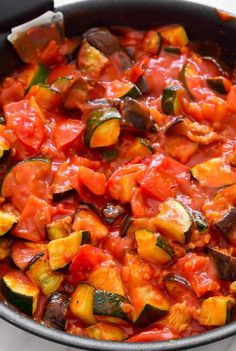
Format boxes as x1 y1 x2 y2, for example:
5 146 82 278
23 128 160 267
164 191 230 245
1 0 236 350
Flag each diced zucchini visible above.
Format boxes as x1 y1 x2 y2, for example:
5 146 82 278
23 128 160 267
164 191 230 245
26 254 64 295
165 116 185 134
84 107 121 148
72 208 108 245
99 148 118 162
120 83 142 99
86 322 127 341
46 216 72 241
190 157 236 188
206 247 236 281
160 25 189 46
0 238 9 261
124 138 154 161
43 292 69 330
144 31 162 55
102 201 126 225
27 84 61 111
77 40 109 78
93 289 128 321
164 46 181 54
130 285 169 326
122 97 151 130
187 208 209 232
1 271 39 316
181 62 199 100
214 207 236 237
0 211 18 236
161 85 183 115
48 231 88 270
0 138 10 159
165 135 198 164
70 283 96 324
88 266 126 297
153 198 192 244
199 296 235 326
51 77 74 95
135 229 173 264
206 76 231 94
26 63 48 90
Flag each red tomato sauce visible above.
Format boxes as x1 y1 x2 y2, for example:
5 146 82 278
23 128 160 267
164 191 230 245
0 23 236 343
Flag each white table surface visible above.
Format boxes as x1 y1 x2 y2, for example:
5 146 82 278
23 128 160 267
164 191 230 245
1 0 236 350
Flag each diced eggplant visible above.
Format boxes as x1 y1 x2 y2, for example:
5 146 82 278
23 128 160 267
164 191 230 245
25 253 64 295
102 201 126 225
122 97 150 130
163 273 192 299
190 158 236 188
43 292 69 330
161 85 183 115
84 107 121 148
136 75 149 95
206 247 236 281
153 198 192 244
52 188 77 203
206 76 231 94
199 296 235 326
93 289 128 321
135 229 173 264
120 215 133 237
1 271 39 316
84 27 120 56
214 207 236 236
130 285 169 327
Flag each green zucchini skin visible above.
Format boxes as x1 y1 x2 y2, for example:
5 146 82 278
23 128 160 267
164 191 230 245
27 64 48 91
187 207 209 232
84 107 121 147
206 247 236 281
123 97 150 130
164 46 181 54
206 77 228 94
93 289 128 320
156 234 174 257
99 148 118 162
81 230 91 245
120 84 142 99
161 86 182 115
134 303 167 327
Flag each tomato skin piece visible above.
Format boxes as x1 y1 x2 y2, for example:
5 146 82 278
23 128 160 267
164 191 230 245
11 241 48 270
71 166 106 196
48 64 78 84
0 78 24 106
2 159 51 211
127 326 180 342
12 195 53 243
69 244 111 284
52 119 84 150
4 99 45 151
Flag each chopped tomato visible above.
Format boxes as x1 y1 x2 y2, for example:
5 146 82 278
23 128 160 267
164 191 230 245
52 119 84 149
71 166 106 196
127 326 180 342
0 78 24 106
11 241 48 270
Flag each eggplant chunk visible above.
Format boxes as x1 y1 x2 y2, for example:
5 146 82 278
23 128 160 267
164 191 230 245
214 207 236 236
84 27 120 56
123 97 150 130
102 201 126 225
206 247 236 281
43 292 69 330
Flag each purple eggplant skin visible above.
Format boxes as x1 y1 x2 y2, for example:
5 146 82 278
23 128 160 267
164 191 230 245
206 247 236 281
163 273 192 290
213 207 236 236
123 97 150 130
102 201 126 225
43 292 69 330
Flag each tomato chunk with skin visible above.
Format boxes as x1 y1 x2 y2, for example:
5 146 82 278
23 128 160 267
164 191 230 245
11 241 48 270
4 99 45 151
12 195 53 242
52 118 84 149
71 166 107 196
127 326 180 342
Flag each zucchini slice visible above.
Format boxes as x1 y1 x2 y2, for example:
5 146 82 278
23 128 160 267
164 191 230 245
206 76 231 95
123 97 151 130
70 283 96 324
1 271 39 316
0 238 9 261
144 31 162 55
27 84 61 111
93 289 128 321
153 198 192 244
77 40 109 78
43 292 69 330
26 63 48 90
26 254 64 295
46 216 72 241
0 210 18 236
86 322 127 341
187 208 209 232
88 266 126 297
51 77 74 95
135 229 173 264
199 296 235 326
84 107 121 148
0 138 10 160
181 62 199 100
119 83 142 99
160 25 189 46
130 285 169 327
161 85 183 115
123 137 154 161
206 247 236 281
190 158 236 188
48 230 89 270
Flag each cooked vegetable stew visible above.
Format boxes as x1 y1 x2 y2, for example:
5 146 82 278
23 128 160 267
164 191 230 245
0 22 236 343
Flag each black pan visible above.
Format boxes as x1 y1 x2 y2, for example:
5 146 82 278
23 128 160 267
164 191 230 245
0 0 236 349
